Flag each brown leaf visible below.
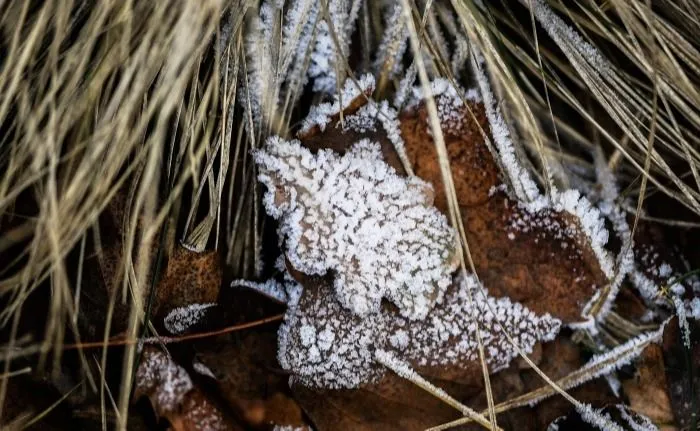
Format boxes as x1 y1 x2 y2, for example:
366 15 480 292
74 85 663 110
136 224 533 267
399 99 606 323
155 247 222 317
622 343 675 425
194 332 308 430
662 317 700 430
271 81 610 429
134 347 240 431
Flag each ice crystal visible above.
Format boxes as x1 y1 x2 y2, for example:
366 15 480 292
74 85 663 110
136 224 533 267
299 73 376 135
307 0 362 93
616 405 659 431
673 294 691 347
690 297 700 320
192 360 217 379
136 349 194 413
576 403 624 431
374 4 408 79
277 275 560 389
163 303 216 335
253 137 458 320
232 278 288 303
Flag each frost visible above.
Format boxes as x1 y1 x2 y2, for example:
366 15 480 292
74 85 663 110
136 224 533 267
278 275 561 389
690 297 700 320
163 303 216 335
393 65 417 108
617 405 659 431
604 373 621 397
471 51 542 204
299 73 375 135
136 349 194 413
576 403 624 431
307 0 362 93
526 0 611 78
565 322 667 390
374 4 408 79
192 360 217 379
254 137 459 320
342 99 413 174
673 295 691 347
232 278 288 303
406 78 480 116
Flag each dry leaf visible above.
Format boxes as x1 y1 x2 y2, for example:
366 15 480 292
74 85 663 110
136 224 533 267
622 343 675 425
134 347 239 431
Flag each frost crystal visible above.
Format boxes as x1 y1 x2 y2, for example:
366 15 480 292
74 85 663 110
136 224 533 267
374 4 408 79
299 73 376 135
307 0 362 93
277 275 560 389
136 349 194 413
163 303 216 335
254 138 458 320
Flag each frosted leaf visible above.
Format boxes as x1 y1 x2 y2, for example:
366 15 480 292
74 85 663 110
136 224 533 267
277 275 561 389
163 303 216 335
254 137 458 320
414 73 617 322
136 349 194 413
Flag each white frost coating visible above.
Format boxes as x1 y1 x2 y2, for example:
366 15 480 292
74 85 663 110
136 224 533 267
587 152 636 316
547 418 561 431
374 3 408 79
393 65 417 108
299 74 376 135
690 297 700 320
136 350 194 413
277 275 561 389
343 99 413 175
232 278 288 303
550 189 614 280
604 373 621 398
192 360 217 379
566 322 667 390
526 0 611 78
576 403 624 431
673 295 691 348
254 138 458 320
307 0 362 93
617 405 659 431
471 51 542 204
163 303 216 335
406 78 481 113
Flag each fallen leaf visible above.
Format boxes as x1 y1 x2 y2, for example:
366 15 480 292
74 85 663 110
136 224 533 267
622 342 675 425
662 317 700 430
134 347 239 431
